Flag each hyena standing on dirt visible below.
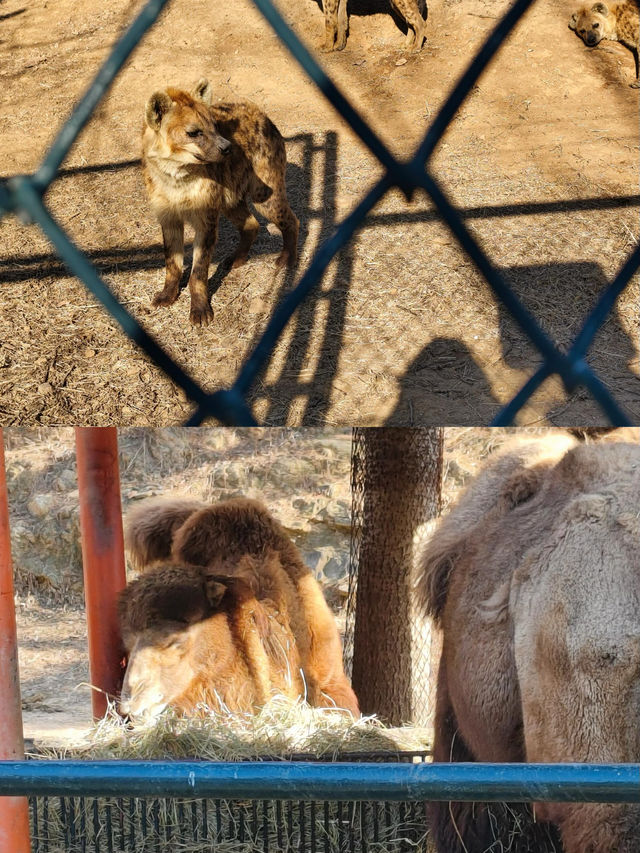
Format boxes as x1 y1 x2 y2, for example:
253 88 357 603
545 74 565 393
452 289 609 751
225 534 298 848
322 0 427 51
142 78 299 327
569 1 640 87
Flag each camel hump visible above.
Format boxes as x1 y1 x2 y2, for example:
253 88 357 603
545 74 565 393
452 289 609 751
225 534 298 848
171 498 309 580
125 497 206 571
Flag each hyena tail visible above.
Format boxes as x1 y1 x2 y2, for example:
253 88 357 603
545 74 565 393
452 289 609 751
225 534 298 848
124 498 206 571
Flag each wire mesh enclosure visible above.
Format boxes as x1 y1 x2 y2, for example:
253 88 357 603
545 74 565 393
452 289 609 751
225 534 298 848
29 796 429 853
1 0 637 425
29 753 431 853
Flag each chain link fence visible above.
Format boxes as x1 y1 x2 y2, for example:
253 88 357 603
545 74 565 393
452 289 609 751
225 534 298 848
1 0 638 425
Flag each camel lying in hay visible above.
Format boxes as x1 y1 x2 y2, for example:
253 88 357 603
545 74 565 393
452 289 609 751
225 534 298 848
118 498 359 718
418 432 640 853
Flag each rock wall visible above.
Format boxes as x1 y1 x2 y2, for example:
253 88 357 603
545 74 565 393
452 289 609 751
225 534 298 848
5 428 353 605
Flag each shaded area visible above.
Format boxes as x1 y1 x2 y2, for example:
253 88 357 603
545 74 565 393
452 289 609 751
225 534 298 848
388 338 501 425
0 8 25 22
388 261 639 426
241 130 351 425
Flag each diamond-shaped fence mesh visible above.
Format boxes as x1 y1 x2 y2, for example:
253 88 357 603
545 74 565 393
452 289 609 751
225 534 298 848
344 428 443 728
1 0 637 426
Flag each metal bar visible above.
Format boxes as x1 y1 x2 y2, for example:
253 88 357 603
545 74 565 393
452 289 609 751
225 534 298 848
75 428 127 719
491 364 552 426
0 433 31 853
0 762 637 803
232 174 392 397
570 241 640 359
415 0 537 164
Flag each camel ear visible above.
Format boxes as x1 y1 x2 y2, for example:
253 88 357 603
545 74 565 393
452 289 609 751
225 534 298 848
204 579 228 609
193 77 212 105
499 464 545 509
206 558 260 607
569 12 578 28
204 574 257 609
476 580 511 624
145 91 173 130
591 2 608 13
205 554 261 597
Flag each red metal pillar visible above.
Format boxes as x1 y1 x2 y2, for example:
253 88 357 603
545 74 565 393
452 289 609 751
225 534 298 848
0 431 31 853
75 428 127 720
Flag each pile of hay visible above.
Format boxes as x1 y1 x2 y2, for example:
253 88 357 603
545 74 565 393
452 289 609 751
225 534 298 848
55 697 430 762
31 700 432 853
30 702 562 852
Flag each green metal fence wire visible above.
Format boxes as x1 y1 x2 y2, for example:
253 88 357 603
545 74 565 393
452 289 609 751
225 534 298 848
2 0 637 426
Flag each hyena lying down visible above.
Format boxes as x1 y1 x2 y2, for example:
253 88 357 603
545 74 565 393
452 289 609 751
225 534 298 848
142 79 299 326
323 0 427 51
569 1 640 87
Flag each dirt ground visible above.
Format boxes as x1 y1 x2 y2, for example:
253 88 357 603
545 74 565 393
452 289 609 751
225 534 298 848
0 0 638 426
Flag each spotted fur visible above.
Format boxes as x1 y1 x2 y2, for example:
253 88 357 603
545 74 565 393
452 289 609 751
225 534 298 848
569 1 640 87
322 0 427 51
142 79 299 326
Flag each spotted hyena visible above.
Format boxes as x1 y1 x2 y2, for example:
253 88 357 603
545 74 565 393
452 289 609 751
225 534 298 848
569 1 640 87
322 0 427 51
142 79 299 327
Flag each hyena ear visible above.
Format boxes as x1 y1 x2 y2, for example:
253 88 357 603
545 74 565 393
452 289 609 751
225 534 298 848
145 91 173 130
568 11 578 28
193 78 213 105
591 1 608 13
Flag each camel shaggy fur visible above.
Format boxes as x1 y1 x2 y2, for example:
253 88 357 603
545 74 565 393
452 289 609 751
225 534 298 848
417 432 640 853
119 498 359 718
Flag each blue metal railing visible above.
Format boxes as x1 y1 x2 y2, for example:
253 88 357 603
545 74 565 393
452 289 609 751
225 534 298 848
1 0 637 425
0 761 638 802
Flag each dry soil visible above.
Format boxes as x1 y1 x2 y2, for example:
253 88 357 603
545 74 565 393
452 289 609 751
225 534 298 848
0 0 638 425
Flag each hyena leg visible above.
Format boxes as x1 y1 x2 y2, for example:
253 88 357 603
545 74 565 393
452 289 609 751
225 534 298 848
336 0 348 49
323 0 347 51
226 202 260 269
187 216 218 327
391 0 426 50
153 219 184 308
253 191 299 269
631 47 640 87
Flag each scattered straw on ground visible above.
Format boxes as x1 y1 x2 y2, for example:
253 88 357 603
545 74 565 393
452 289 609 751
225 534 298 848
35 696 432 761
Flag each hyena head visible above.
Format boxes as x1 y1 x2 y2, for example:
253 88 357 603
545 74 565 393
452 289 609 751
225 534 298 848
144 78 232 165
569 2 615 46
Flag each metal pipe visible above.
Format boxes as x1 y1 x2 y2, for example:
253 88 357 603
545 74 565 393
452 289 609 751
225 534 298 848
75 428 127 719
0 761 637 803
0 433 31 852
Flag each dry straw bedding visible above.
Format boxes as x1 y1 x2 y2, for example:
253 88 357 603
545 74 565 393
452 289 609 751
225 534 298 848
31 700 560 852
32 701 431 853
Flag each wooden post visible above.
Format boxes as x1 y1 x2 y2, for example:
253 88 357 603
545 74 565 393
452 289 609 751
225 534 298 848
350 428 443 726
0 431 31 853
75 428 127 720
